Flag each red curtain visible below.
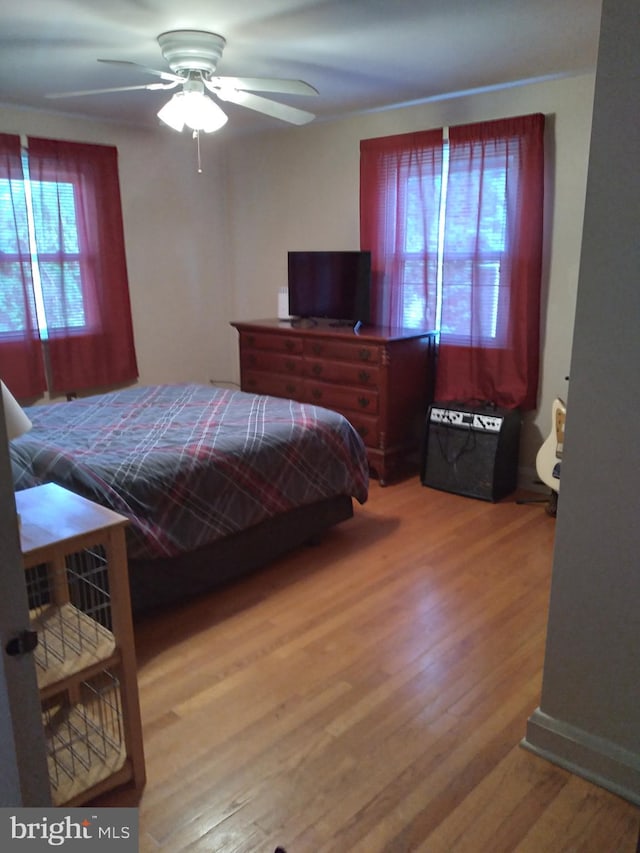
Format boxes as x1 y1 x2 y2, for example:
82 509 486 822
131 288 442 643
27 138 138 393
0 133 47 397
360 129 443 328
360 114 545 410
436 114 545 410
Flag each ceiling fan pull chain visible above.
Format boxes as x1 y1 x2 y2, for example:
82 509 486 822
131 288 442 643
194 129 203 174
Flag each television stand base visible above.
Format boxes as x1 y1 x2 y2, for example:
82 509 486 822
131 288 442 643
328 319 359 329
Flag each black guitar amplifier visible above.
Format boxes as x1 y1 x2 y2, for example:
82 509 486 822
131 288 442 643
421 402 521 501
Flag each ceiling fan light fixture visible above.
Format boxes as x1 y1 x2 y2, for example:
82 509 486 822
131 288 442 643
157 95 186 131
157 91 228 133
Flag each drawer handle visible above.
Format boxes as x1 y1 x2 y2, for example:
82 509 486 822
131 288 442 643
358 426 369 438
247 335 255 347
285 359 296 372
358 348 371 361
285 340 295 351
358 370 370 383
312 343 322 356
312 363 323 376
286 383 296 394
312 388 323 400
358 396 370 409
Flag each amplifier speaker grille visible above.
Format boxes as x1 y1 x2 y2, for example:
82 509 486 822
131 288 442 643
421 404 521 501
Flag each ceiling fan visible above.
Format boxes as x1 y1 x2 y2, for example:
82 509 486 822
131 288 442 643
46 30 318 132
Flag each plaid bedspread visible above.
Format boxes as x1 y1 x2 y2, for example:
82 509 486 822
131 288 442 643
10 384 369 560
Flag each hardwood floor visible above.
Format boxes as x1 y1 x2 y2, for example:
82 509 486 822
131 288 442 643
95 478 640 852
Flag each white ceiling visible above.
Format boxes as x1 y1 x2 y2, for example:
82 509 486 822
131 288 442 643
0 0 603 136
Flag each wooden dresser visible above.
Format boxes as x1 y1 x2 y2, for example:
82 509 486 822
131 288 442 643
231 319 437 484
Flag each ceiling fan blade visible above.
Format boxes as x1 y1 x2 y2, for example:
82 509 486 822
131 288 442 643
97 59 182 83
46 81 179 99
207 76 318 96
214 90 315 125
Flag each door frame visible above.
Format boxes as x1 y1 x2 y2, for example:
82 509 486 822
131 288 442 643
0 396 50 806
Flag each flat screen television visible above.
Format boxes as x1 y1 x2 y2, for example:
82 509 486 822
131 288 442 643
287 250 371 325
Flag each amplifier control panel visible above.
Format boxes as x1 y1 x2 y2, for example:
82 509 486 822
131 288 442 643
429 406 503 433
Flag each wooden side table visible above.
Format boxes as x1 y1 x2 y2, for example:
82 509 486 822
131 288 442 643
16 482 145 806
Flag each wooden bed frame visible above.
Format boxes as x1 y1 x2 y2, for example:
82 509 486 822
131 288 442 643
127 494 354 614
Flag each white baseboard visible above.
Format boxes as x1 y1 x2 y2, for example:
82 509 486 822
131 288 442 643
521 707 640 805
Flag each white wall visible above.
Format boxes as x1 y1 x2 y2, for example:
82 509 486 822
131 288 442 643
223 73 595 482
1 71 595 481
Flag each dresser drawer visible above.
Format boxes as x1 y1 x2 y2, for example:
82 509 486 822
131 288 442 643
304 338 382 364
242 371 303 400
241 331 303 355
305 380 379 415
306 358 379 387
339 411 380 448
241 349 303 376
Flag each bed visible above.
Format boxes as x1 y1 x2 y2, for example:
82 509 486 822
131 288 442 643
10 383 369 612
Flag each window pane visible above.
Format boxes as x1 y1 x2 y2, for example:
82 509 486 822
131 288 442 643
0 179 29 251
478 167 507 253
401 256 438 329
441 259 502 340
476 261 501 339
445 157 508 255
401 171 441 327
405 174 441 253
0 262 37 333
0 179 35 334
38 261 85 330
30 181 79 254
441 260 472 337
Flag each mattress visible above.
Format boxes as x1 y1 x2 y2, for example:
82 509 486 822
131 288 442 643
10 383 369 560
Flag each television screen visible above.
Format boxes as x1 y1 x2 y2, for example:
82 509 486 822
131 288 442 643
287 251 371 325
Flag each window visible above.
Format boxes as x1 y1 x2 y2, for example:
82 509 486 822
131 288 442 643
383 141 515 344
360 114 544 410
1 163 86 338
28 175 86 336
440 142 512 345
0 134 138 398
